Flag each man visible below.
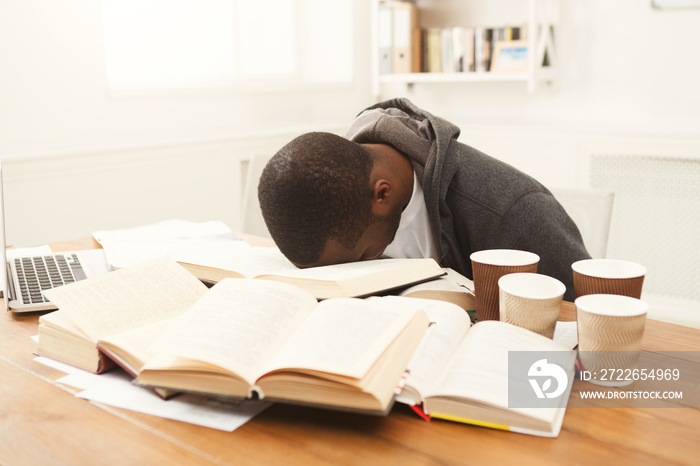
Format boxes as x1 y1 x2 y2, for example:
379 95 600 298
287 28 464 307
258 98 590 300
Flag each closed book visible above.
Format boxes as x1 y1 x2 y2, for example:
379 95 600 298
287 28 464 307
440 28 454 73
377 2 393 74
474 27 485 72
392 1 418 73
427 28 442 73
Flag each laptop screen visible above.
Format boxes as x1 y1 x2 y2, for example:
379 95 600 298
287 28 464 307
0 162 10 311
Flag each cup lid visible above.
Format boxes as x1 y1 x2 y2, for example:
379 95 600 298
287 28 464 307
572 259 646 279
470 249 539 266
498 272 566 300
575 294 648 317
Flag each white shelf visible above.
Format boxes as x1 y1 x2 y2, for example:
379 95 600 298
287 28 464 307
379 72 530 85
372 0 560 95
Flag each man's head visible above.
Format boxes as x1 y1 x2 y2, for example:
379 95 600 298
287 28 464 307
258 132 405 268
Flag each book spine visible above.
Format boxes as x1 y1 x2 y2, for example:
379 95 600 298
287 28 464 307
377 3 393 74
392 1 418 73
440 28 453 73
427 28 442 73
474 27 484 72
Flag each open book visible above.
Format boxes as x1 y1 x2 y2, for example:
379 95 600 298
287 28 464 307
383 296 576 437
38 257 210 375
39 257 430 414
177 246 445 299
135 279 429 414
38 310 115 374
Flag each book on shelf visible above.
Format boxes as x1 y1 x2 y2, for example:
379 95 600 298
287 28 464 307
391 1 420 73
377 2 394 74
450 27 474 73
392 295 576 437
440 28 454 73
483 28 494 72
426 27 442 73
177 246 445 300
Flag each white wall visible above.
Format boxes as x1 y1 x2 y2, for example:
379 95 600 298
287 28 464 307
0 0 374 245
0 0 375 154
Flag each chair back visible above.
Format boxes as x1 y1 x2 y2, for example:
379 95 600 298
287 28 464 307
240 153 273 238
551 188 615 259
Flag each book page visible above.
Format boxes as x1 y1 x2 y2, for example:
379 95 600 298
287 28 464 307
100 318 182 371
400 268 474 295
39 310 90 340
261 257 437 281
425 321 571 418
146 279 319 385
43 257 208 342
93 219 248 269
374 297 472 401
264 296 423 379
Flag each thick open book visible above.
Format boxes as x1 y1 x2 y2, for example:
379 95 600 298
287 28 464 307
38 257 430 414
135 279 430 414
177 246 445 299
38 310 115 373
38 257 210 375
386 296 576 437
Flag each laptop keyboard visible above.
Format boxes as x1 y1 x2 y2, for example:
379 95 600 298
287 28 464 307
14 254 85 304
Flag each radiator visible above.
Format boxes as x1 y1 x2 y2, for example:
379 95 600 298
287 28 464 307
588 152 700 326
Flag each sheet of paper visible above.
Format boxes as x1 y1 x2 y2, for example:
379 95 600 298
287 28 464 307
92 219 251 269
553 321 578 349
34 356 270 431
93 219 236 242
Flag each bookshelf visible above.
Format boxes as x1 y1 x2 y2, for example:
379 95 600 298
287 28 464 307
373 0 559 94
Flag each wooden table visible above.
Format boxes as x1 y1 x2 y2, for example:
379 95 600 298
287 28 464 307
1 238 699 465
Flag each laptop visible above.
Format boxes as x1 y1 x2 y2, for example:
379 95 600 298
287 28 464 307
1 162 110 313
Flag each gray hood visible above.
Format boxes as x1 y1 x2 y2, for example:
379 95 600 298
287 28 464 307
344 97 460 188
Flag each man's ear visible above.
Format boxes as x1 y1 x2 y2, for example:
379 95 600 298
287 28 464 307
371 179 393 215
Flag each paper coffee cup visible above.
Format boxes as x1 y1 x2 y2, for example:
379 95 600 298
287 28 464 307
470 249 539 322
499 273 565 339
576 294 648 387
572 259 646 299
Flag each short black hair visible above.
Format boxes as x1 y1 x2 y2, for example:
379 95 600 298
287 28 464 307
258 132 375 266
